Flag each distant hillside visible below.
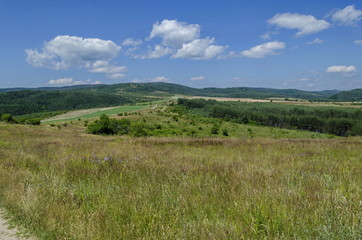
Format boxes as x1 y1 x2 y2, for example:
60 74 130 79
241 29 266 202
330 89 362 102
0 82 344 116
0 84 100 92
0 89 151 116
70 82 340 100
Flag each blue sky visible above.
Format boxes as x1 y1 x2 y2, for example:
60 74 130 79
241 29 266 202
1 0 362 90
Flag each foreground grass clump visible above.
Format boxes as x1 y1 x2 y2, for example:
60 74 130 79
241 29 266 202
0 123 361 239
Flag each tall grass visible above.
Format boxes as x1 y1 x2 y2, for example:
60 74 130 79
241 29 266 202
0 123 361 239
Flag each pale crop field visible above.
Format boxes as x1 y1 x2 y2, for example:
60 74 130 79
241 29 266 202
42 105 148 123
0 123 361 239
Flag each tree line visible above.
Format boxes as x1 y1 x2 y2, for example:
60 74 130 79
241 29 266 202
0 90 149 116
175 98 362 136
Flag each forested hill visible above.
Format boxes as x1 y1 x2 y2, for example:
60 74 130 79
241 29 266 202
1 82 341 98
0 89 150 116
60 82 341 99
0 82 345 116
329 89 362 102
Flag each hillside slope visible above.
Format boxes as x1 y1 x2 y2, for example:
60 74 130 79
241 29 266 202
330 89 362 101
0 82 344 116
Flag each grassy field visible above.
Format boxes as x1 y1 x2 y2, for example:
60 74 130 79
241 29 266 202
0 117 361 239
184 95 362 108
42 105 148 123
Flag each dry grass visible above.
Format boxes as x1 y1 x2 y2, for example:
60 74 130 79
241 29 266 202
0 123 361 239
185 96 362 108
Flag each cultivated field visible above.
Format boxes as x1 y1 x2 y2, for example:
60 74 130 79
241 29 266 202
185 96 362 108
42 105 148 123
0 120 361 239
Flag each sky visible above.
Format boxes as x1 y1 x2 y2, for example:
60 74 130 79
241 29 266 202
1 0 362 90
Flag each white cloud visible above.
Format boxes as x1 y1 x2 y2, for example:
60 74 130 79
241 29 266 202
48 78 74 85
87 60 126 79
307 38 324 45
173 38 226 60
331 5 362 26
131 76 171 83
260 31 278 40
354 40 362 45
306 83 316 87
131 79 142 83
150 76 170 82
241 41 285 58
122 38 142 46
233 77 244 82
268 13 330 36
190 76 206 81
128 19 226 60
26 35 125 79
149 19 200 48
47 78 102 85
326 65 357 73
143 45 173 59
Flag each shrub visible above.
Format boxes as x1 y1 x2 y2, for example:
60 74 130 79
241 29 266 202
350 123 362 136
24 118 41 125
1 113 16 123
130 122 149 137
222 129 229 136
211 124 219 135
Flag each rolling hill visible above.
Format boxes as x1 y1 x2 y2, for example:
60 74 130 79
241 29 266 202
0 82 345 116
329 89 362 102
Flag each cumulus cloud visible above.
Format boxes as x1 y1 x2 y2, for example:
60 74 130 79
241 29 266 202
149 19 200 48
331 5 362 26
130 19 226 60
150 76 170 82
173 38 226 60
268 13 330 36
48 78 102 85
241 41 286 58
307 38 324 45
326 65 357 77
87 60 127 79
354 40 362 45
260 31 278 40
131 76 170 83
326 65 356 73
26 35 126 79
190 76 206 81
122 38 142 46
142 45 173 59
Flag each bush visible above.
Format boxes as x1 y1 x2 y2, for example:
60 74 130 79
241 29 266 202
211 124 219 135
1 113 16 123
222 129 229 136
87 114 113 135
24 118 41 125
130 122 148 137
87 114 132 135
327 119 353 136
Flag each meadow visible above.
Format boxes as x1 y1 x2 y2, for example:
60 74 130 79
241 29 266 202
0 108 361 239
42 105 148 124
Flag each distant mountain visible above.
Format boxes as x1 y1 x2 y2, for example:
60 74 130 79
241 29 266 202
0 82 346 116
329 89 362 102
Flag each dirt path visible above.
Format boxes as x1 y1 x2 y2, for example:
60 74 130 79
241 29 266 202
0 212 32 240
